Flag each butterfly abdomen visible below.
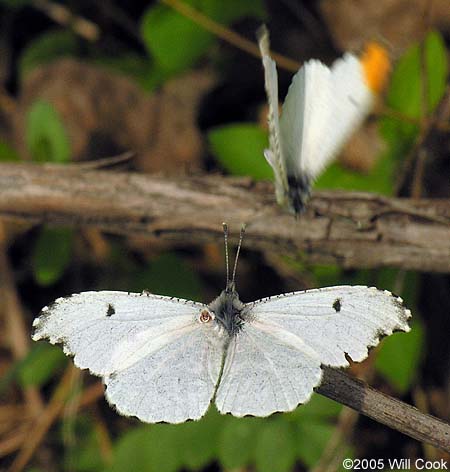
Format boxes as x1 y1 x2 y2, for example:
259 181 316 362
287 174 312 214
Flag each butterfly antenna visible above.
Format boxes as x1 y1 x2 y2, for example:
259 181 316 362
222 222 230 287
231 224 246 287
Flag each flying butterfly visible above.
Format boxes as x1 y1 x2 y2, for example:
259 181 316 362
32 225 410 423
258 26 390 214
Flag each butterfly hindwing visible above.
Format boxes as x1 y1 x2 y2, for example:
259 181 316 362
215 320 322 417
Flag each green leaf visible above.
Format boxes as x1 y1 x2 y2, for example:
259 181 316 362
375 319 424 393
218 416 262 469
288 393 342 422
19 29 79 77
208 123 272 179
315 149 395 196
296 421 335 468
379 30 448 160
60 415 107 472
26 100 71 163
254 419 297 472
424 31 448 110
107 425 179 472
32 227 74 286
133 252 203 301
140 0 265 78
107 402 221 472
0 140 20 161
18 343 67 387
141 2 212 77
173 408 222 469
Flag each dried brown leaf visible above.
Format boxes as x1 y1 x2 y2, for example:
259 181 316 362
14 59 216 173
320 0 450 53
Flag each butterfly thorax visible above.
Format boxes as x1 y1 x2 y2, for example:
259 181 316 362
208 286 245 336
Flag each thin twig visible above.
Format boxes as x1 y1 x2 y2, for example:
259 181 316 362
0 382 105 458
0 224 44 418
62 151 135 170
161 0 300 72
395 84 450 194
8 365 77 472
31 0 100 42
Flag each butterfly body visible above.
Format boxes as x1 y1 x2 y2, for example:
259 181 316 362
287 174 312 215
207 284 245 336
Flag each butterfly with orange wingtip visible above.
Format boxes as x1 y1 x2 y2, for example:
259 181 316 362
258 26 390 214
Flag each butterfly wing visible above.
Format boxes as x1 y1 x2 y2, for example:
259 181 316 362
215 319 322 417
316 54 375 173
215 286 410 417
257 26 289 207
32 291 225 423
279 59 333 181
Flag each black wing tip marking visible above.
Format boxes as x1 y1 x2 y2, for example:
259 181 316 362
32 295 73 337
374 288 412 327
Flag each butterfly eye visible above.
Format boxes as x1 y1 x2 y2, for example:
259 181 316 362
199 309 214 323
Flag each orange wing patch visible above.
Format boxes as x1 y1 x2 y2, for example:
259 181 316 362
361 43 391 94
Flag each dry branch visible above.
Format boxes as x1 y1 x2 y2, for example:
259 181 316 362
1 163 450 272
318 367 450 453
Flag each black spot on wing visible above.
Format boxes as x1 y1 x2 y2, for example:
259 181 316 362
332 298 342 312
106 303 115 317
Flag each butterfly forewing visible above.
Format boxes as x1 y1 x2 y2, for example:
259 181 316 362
32 291 225 423
245 286 411 366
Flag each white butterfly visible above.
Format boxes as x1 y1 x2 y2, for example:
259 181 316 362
258 26 390 214
32 225 410 423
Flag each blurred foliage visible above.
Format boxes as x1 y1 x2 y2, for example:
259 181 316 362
32 227 74 286
100 395 343 472
379 31 448 159
18 343 67 387
0 139 20 161
208 123 272 179
25 100 71 163
141 0 265 82
1 1 448 470
25 99 75 286
19 29 80 78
